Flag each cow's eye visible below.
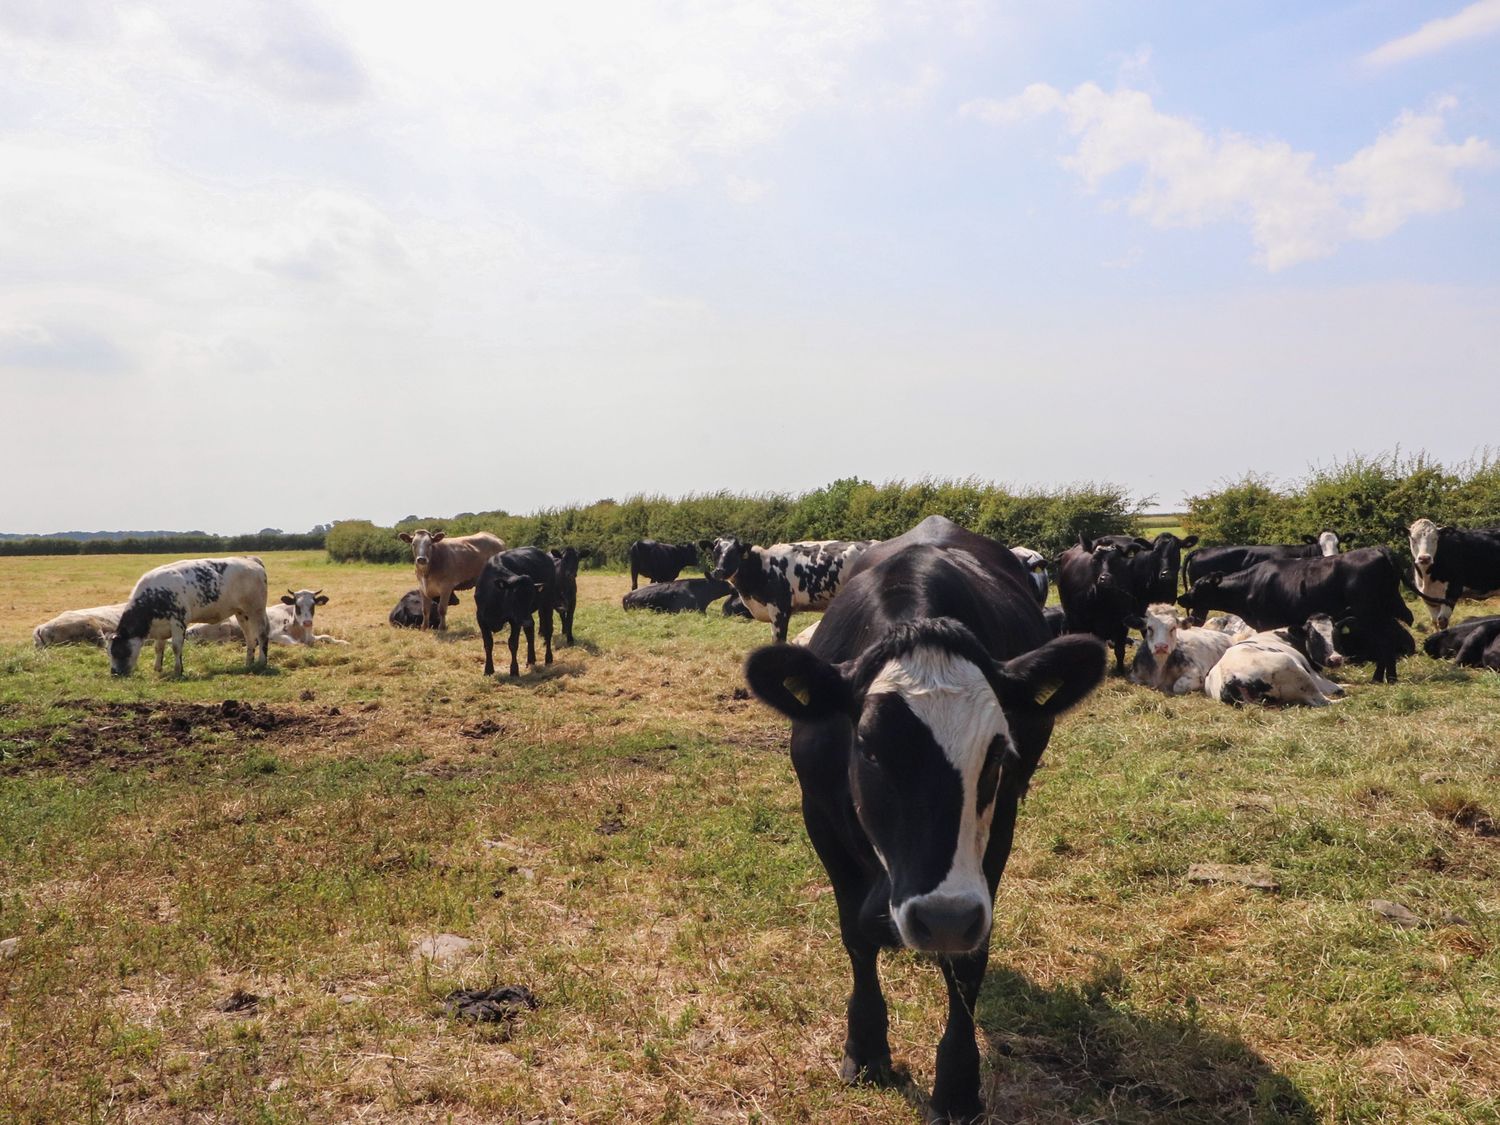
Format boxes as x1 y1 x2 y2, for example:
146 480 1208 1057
857 739 880 766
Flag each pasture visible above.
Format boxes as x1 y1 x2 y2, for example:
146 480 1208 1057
1 551 1497 1123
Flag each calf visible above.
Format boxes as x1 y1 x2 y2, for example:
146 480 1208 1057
704 536 877 643
1125 603 1235 695
744 516 1103 1123
621 576 735 614
398 529 505 629
270 589 346 645
108 557 269 676
474 547 560 676
33 604 127 648
1423 614 1500 666
550 547 579 644
1204 633 1344 707
1009 547 1050 605
1183 531 1343 590
628 539 703 590
390 589 458 628
1178 547 1413 682
1409 519 1500 629
1057 536 1144 673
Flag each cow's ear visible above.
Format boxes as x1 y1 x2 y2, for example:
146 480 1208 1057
1032 557 1050 571
398 532 413 543
1133 537 1152 550
745 645 855 722
430 531 446 542
1301 534 1317 544
1123 614 1145 631
280 595 296 605
994 635 1106 718
314 595 329 605
1180 535 1199 549
1079 536 1094 553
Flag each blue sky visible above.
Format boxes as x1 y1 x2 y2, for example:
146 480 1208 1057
1 0 1496 533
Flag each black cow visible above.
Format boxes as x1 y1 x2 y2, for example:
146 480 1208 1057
622 577 735 614
743 516 1104 1123
1423 614 1500 666
549 547 580 644
628 539 703 590
1057 536 1146 673
474 547 560 677
1183 531 1344 590
1178 546 1413 682
1423 525 1500 612
722 594 753 619
390 589 458 628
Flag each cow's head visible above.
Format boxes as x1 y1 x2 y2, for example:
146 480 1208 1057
1079 538 1141 594
1317 530 1342 556
398 529 444 569
1409 518 1440 570
1176 573 1224 625
280 588 328 627
1126 603 1183 658
107 631 144 676
703 536 747 581
1282 613 1347 669
746 622 1104 955
1149 533 1198 585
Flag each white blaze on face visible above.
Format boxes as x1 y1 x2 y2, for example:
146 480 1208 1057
1409 519 1440 570
866 647 1005 951
1318 531 1340 556
1141 607 1180 658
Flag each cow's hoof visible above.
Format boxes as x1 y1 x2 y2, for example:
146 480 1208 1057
840 1052 899 1087
926 1100 984 1125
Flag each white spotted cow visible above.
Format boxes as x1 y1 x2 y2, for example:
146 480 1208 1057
1010 547 1050 605
1204 632 1345 708
33 604 128 648
703 536 877 643
108 557 270 676
1125 603 1237 695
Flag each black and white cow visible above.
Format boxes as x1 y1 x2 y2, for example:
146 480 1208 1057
743 516 1104 1123
1009 547 1050 605
1056 536 1145 673
1177 547 1413 682
628 539 703 590
1408 519 1500 629
1423 614 1500 666
270 589 346 645
390 589 458 628
621 576 735 614
550 547 580 644
1204 632 1345 707
704 536 877 643
108 557 270 676
1183 531 1343 590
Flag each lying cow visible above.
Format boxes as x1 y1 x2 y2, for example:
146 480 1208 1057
109 557 269 676
621 576 735 614
398 529 505 629
33 603 127 648
1183 531 1344 590
1010 547 1050 605
629 539 703 590
744 515 1103 1123
704 536 876 643
1423 614 1500 666
1408 518 1500 629
722 594 753 619
1205 632 1345 707
187 590 347 646
390 589 458 628
1125 603 1236 695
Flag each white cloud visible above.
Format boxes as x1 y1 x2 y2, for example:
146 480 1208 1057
1364 0 1500 66
964 84 1496 269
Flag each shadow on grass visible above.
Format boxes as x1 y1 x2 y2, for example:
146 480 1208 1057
951 964 1315 1124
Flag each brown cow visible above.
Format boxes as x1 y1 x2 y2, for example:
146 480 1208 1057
398 529 505 629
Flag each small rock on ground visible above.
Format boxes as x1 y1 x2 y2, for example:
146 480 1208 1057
1186 863 1280 891
414 933 476 965
0 937 18 959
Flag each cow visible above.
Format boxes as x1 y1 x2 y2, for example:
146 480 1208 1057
1125 603 1235 695
1177 547 1413 682
1092 533 1199 609
390 589 458 628
622 576 735 614
1009 547 1050 605
1423 614 1500 666
397 529 505 630
628 539 703 590
1408 519 1500 629
108 557 269 676
33 604 127 648
186 620 245 643
742 515 1104 1123
474 547 560 676
1204 632 1345 707
704 536 877 643
722 594 753 619
550 547 580 644
269 589 347 645
1056 536 1145 673
1183 531 1344 590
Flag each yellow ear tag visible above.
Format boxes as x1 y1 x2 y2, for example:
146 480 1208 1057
783 676 811 707
1032 678 1062 707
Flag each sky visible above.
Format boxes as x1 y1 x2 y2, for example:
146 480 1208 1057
1 0 1497 534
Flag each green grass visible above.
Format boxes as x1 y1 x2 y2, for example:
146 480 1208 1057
0 553 1497 1122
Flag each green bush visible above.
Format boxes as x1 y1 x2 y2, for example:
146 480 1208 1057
0 532 325 557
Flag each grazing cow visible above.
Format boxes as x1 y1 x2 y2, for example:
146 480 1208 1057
390 589 458 628
1178 547 1414 682
1009 547 1050 605
33 604 127 648
722 594 753 619
1125 603 1235 695
550 548 580 644
628 539 703 590
1204 632 1344 707
1423 614 1500 666
1057 536 1145 673
1183 531 1344 590
743 516 1104 1123
1408 519 1500 629
108 557 269 676
704 536 877 643
398 529 505 630
621 577 735 614
474 547 560 676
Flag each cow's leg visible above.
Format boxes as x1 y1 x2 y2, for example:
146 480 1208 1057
1112 631 1128 674
154 638 167 674
929 948 988 1124
436 589 450 631
170 624 186 677
523 619 536 668
481 624 495 676
771 601 790 644
420 586 433 630
507 623 521 677
631 565 639 591
539 606 553 665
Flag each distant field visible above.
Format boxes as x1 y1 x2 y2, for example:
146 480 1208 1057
1 552 1497 1123
1136 514 1190 539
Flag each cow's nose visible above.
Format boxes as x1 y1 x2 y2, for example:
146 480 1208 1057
1325 654 1345 667
1417 555 1432 566
904 897 987 953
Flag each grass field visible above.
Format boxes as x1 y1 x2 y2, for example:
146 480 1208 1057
1 551 1497 1124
